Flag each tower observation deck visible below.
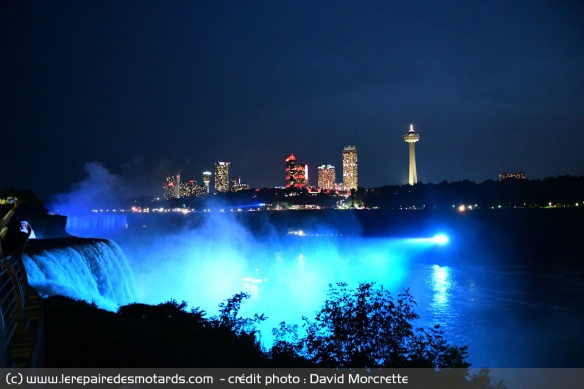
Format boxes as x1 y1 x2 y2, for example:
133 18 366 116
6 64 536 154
404 124 420 185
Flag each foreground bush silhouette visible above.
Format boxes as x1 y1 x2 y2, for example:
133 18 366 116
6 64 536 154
43 288 505 386
271 282 505 388
271 282 468 368
44 296 267 367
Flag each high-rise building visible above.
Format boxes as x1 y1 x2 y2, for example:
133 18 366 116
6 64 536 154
285 154 308 188
214 162 230 192
342 146 358 190
404 124 420 185
180 179 206 198
318 165 336 190
163 175 181 199
202 171 211 194
180 179 196 198
285 154 296 187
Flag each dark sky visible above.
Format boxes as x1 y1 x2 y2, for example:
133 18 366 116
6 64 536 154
2 0 583 199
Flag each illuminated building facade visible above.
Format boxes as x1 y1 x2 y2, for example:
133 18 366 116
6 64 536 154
285 154 296 187
342 146 358 190
318 165 336 190
180 180 206 198
230 176 249 192
214 162 230 192
202 171 211 194
404 124 420 185
499 172 526 181
285 154 308 188
163 175 180 199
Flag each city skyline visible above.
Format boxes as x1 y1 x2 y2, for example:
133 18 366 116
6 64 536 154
2 1 583 199
166 144 360 196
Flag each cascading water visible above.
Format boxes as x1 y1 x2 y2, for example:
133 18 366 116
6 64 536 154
66 213 128 237
22 238 137 311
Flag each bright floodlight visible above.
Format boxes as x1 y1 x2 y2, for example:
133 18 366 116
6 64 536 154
405 234 449 245
432 234 449 245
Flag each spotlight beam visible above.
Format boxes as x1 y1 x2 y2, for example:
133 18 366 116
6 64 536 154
406 234 449 245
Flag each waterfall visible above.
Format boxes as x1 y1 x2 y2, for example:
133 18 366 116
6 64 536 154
22 238 137 311
66 213 128 237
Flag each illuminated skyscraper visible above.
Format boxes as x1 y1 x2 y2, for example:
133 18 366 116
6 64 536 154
404 124 420 185
285 154 308 188
318 165 335 190
214 162 230 192
163 174 180 199
342 146 358 190
203 171 211 194
285 154 295 187
180 179 206 198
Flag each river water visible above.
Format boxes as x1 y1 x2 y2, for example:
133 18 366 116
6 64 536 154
65 208 584 368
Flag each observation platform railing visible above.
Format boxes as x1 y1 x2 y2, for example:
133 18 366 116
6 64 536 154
0 252 44 367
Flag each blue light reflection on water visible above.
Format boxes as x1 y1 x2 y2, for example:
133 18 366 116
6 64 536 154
235 236 416 337
208 235 460 354
432 264 449 305
227 241 584 368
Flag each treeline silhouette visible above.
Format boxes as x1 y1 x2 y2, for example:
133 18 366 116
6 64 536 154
43 284 506 388
362 175 584 209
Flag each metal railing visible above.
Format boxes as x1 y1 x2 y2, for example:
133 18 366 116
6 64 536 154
0 254 27 360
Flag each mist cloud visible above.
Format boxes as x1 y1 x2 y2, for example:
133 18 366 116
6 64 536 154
48 161 127 215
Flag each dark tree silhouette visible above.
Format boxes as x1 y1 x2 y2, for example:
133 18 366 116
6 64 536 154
272 282 469 368
271 282 506 388
211 292 266 336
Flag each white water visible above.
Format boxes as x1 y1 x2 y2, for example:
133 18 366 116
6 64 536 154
22 239 137 311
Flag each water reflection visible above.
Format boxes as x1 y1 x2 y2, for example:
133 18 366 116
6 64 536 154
432 264 450 306
426 264 459 330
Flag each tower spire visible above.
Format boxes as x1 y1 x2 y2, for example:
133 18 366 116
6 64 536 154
403 124 420 185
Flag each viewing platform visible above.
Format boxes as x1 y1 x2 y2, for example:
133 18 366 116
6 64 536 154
0 252 44 367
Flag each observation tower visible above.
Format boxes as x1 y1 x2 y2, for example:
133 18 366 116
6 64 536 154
202 171 211 195
403 124 420 185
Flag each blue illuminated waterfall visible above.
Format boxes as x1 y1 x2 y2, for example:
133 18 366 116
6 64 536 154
22 239 136 311
66 213 128 236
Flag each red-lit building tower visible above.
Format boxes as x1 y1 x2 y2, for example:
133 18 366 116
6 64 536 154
163 174 181 199
285 154 308 188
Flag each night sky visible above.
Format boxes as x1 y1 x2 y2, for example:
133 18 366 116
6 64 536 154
2 0 583 200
